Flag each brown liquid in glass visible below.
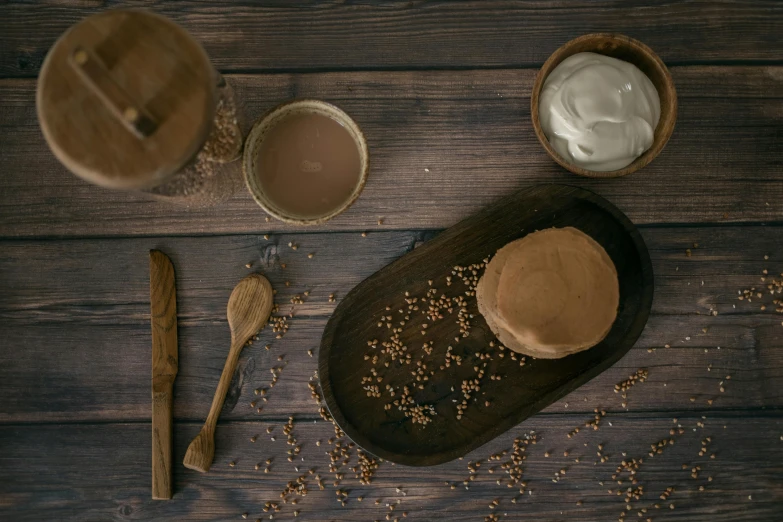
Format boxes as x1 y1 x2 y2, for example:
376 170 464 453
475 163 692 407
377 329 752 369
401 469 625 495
256 112 362 218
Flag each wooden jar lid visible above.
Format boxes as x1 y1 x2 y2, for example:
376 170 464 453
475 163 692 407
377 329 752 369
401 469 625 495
37 10 216 190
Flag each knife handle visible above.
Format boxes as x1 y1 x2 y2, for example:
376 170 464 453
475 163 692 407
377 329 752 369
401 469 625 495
152 382 174 499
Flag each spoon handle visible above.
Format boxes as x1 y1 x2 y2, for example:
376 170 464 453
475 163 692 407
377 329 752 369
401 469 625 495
183 338 245 472
204 339 245 431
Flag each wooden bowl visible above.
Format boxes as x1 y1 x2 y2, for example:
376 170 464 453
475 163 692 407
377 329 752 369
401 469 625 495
531 33 677 178
243 99 370 225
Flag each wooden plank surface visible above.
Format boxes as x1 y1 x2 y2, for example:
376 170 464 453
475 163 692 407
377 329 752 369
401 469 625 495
1 415 781 521
1 1 782 78
1 227 781 424
2 3 783 520
5 224 783 325
1 67 783 238
1 313 780 424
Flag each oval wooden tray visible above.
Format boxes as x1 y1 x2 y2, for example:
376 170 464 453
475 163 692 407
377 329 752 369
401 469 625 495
319 184 654 466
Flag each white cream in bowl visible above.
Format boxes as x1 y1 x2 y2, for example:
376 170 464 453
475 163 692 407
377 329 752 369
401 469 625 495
539 52 661 172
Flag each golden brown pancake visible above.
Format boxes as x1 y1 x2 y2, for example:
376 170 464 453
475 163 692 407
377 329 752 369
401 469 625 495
477 227 619 359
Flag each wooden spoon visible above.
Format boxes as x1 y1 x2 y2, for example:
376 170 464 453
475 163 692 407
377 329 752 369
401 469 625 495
183 273 273 472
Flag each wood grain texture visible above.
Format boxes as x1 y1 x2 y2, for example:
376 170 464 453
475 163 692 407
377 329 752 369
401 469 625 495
1 1 782 78
0 227 781 425
2 67 782 238
0 313 779 425
320 186 654 465
149 250 179 499
0 416 781 521
3 3 782 520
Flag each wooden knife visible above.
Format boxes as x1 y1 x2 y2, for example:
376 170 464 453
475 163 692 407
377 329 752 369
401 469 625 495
150 250 178 500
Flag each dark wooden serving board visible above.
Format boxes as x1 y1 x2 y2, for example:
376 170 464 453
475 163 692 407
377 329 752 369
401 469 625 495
319 184 654 466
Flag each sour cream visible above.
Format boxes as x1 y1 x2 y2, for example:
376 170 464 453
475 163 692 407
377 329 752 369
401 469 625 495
539 52 661 172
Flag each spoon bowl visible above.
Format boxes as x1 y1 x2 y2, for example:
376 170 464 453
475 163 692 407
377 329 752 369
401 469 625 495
227 273 275 343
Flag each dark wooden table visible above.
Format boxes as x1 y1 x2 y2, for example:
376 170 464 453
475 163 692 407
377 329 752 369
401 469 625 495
1 2 782 521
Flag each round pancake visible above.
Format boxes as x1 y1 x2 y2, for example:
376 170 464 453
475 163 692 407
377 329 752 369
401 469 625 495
478 227 619 359
496 227 619 357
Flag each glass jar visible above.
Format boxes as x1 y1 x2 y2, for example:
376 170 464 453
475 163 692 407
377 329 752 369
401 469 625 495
36 9 243 207
145 76 244 207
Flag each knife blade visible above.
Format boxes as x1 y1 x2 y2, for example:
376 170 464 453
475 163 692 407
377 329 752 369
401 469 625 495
150 250 178 500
